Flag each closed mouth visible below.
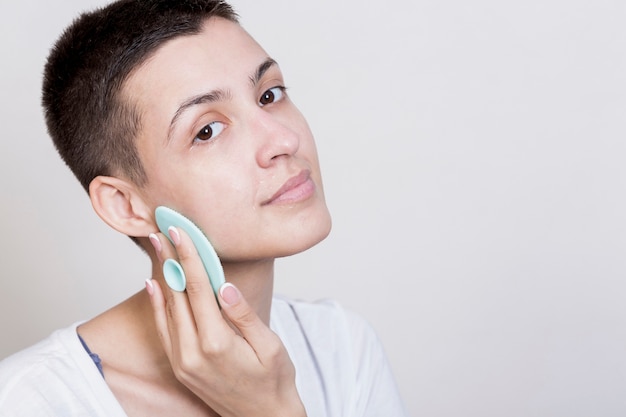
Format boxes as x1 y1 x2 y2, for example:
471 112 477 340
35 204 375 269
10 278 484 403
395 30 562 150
262 169 314 205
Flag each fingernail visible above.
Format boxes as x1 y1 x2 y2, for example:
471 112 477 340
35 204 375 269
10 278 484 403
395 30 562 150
219 283 240 306
149 233 162 253
168 226 181 246
145 278 154 295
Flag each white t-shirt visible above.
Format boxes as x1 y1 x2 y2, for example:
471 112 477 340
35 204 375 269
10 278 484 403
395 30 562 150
0 297 407 416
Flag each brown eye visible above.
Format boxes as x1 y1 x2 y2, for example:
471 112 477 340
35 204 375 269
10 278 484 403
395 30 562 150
260 90 275 105
197 125 213 141
258 86 285 107
193 121 225 143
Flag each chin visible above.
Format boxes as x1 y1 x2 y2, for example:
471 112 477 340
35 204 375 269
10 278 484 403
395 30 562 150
226 211 332 262
279 214 332 258
217 202 332 262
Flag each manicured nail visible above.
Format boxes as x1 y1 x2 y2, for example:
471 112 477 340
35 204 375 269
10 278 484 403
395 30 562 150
149 233 162 253
145 278 154 295
168 226 181 246
219 283 240 306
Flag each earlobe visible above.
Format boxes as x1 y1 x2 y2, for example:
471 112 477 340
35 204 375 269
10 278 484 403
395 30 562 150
89 176 154 237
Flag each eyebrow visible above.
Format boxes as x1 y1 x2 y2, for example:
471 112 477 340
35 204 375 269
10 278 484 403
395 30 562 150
167 57 279 143
250 57 278 86
167 89 230 143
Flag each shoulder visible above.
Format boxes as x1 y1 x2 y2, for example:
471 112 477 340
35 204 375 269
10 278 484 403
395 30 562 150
0 323 115 416
270 295 389 380
271 296 380 348
271 296 408 416
0 325 77 382
272 296 371 332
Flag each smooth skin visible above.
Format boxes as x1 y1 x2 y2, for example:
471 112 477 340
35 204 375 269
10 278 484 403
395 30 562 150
80 17 331 416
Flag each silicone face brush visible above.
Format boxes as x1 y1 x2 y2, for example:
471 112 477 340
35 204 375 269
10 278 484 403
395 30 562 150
155 206 225 296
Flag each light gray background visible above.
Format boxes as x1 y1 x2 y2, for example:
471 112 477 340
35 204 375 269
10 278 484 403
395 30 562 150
1 1 625 416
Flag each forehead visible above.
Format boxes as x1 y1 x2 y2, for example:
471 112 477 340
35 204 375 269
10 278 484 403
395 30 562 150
122 17 268 111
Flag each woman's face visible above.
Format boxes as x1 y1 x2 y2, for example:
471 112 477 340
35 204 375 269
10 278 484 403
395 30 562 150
125 18 331 262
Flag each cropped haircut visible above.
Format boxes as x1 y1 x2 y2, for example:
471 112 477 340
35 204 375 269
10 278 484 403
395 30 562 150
42 0 239 192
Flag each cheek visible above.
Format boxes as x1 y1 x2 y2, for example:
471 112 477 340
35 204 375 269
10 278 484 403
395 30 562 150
183 172 254 234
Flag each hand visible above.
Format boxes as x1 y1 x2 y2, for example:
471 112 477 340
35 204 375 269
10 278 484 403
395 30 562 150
146 227 306 417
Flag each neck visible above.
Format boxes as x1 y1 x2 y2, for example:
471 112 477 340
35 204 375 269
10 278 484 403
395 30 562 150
78 254 277 382
147 252 276 324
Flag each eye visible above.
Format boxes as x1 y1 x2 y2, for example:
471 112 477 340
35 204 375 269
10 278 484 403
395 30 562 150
194 121 225 143
259 86 286 107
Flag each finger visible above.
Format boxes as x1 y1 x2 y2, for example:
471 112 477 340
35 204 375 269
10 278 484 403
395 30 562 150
218 282 283 364
169 226 227 335
145 278 173 360
152 231 199 353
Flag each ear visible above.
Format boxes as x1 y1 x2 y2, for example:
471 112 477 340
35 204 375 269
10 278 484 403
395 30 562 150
89 176 155 237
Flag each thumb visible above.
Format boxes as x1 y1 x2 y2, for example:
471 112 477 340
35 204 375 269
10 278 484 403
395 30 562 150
219 283 283 362
219 283 266 337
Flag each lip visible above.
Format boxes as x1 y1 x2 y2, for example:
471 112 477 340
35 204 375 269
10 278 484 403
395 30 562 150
262 169 315 205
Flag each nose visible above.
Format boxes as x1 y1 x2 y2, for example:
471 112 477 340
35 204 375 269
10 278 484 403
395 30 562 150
252 109 300 168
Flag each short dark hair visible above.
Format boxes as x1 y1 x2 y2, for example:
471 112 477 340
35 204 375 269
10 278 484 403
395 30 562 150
42 0 238 192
